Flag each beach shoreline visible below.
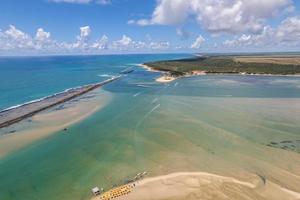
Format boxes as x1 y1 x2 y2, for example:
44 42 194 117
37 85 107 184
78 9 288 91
136 64 161 73
138 63 300 83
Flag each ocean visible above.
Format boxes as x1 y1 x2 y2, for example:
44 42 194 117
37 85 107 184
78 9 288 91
0 54 300 200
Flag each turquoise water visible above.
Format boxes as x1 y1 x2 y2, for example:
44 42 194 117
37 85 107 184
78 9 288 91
0 54 189 111
0 54 300 200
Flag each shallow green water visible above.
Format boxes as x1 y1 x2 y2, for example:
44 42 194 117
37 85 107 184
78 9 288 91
1 57 300 199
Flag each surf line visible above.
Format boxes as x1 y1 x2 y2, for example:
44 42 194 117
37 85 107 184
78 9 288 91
0 76 121 129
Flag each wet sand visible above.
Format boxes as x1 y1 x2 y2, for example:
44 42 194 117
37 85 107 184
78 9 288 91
0 89 112 159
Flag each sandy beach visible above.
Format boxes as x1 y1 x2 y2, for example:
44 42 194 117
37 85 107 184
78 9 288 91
137 63 178 83
137 64 161 72
0 89 112 159
113 171 300 200
155 75 177 83
139 64 208 83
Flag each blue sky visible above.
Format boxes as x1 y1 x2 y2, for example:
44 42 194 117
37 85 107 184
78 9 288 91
0 0 300 55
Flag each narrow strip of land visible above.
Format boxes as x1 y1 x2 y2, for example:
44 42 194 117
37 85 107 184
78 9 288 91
0 76 120 128
143 55 300 82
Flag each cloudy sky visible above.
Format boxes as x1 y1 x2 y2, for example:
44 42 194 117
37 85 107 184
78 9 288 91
0 0 300 55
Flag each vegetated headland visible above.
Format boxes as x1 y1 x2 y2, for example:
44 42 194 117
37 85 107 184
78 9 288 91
143 54 300 82
0 76 121 129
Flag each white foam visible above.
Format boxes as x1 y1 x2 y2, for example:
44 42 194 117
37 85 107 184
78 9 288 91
133 92 141 97
0 77 121 113
97 74 114 78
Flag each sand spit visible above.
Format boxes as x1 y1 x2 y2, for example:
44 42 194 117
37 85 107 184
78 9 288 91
113 172 300 200
0 76 120 128
139 64 207 83
137 64 160 72
137 63 177 83
0 89 112 159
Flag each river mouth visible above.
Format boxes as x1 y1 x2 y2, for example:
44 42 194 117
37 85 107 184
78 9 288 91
0 55 300 200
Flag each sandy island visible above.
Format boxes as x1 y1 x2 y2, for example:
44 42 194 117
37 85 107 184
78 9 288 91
92 171 300 200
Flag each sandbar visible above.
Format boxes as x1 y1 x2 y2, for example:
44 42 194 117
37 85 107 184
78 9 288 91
0 88 112 159
114 172 300 200
0 76 119 128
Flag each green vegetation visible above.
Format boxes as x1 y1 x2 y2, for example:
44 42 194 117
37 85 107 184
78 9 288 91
144 56 300 76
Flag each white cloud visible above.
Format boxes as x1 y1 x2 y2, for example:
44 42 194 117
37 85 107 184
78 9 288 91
127 19 152 26
109 35 171 51
136 19 152 26
5 25 29 40
35 28 51 41
0 25 34 50
117 35 132 46
131 0 293 34
0 25 172 54
151 0 190 25
79 26 91 39
191 35 205 49
0 26 61 52
73 26 91 49
223 16 300 47
92 35 109 49
149 41 170 50
127 20 135 25
112 35 148 50
35 28 54 50
112 35 133 50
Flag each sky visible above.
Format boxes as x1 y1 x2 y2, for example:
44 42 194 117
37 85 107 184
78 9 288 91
0 0 300 55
